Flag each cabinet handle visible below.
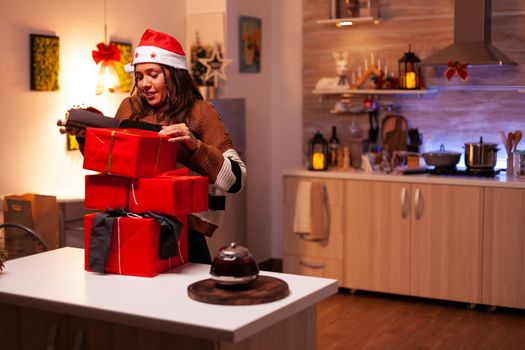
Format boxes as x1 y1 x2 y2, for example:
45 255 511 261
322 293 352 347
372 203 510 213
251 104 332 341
414 188 422 219
400 187 409 219
299 259 326 269
72 329 84 350
46 323 59 350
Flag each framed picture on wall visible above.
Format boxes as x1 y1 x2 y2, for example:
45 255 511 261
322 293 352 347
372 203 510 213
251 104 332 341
239 16 261 73
30 34 60 91
110 41 133 93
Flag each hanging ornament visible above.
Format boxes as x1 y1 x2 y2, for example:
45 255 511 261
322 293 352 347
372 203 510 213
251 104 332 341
92 0 121 95
444 61 468 81
197 44 232 87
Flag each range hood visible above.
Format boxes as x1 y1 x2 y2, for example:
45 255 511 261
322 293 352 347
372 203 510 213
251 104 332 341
422 0 516 66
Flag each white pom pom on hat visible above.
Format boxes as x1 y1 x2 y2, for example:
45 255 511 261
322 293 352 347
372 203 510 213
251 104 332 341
124 28 187 73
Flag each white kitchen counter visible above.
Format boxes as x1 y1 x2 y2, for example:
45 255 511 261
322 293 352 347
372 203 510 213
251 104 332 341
0 248 337 345
282 168 525 189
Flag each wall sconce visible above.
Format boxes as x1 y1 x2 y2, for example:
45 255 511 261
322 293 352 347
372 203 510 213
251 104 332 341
398 45 421 89
92 0 120 95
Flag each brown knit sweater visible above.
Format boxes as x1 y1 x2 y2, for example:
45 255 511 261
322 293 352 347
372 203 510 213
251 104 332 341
114 96 246 235
115 96 236 184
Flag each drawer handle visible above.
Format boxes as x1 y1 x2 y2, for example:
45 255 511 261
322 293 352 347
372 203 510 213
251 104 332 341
400 187 409 219
299 259 326 269
414 188 422 219
46 323 59 350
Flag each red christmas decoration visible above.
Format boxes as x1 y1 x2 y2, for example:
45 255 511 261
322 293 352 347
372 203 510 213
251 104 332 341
92 42 121 64
444 61 468 81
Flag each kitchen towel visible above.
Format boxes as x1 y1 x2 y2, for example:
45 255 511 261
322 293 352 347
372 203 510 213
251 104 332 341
292 181 330 241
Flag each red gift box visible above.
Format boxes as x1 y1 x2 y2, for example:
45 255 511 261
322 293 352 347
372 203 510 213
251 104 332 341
128 170 208 215
85 174 129 210
84 213 187 277
83 128 178 178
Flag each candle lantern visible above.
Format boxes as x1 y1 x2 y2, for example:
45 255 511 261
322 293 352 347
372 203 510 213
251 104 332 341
308 130 328 171
398 45 421 89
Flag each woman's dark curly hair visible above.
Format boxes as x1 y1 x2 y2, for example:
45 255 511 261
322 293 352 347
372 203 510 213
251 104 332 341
130 65 203 124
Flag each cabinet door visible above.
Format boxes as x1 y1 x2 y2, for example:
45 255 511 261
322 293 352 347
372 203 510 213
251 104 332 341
68 316 111 350
282 176 344 282
344 180 410 294
482 187 525 309
0 304 68 350
410 184 483 303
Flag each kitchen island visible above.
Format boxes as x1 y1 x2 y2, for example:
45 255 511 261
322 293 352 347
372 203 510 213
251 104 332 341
0 248 337 349
282 168 525 310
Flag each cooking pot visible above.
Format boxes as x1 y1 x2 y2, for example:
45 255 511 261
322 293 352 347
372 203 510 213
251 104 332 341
210 242 259 286
464 137 499 169
422 144 461 168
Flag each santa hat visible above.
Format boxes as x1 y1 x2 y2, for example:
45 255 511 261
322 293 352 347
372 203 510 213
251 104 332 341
124 29 187 73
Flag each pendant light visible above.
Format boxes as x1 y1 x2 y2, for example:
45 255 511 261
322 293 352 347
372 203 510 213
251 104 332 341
92 0 121 95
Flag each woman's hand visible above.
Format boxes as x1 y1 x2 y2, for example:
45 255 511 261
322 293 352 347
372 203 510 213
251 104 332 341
159 123 201 152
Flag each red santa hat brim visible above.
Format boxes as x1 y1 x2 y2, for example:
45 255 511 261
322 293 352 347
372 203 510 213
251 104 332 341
125 29 187 73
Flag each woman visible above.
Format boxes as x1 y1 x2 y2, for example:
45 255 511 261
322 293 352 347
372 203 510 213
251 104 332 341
59 29 246 264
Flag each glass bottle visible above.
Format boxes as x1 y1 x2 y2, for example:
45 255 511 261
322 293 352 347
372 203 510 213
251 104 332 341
308 130 328 171
328 125 340 168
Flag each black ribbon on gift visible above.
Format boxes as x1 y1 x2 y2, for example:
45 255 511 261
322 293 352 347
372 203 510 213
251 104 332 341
88 208 182 273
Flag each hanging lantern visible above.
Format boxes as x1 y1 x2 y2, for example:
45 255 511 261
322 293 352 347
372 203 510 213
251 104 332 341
92 42 121 95
308 130 329 171
92 0 121 95
398 45 421 89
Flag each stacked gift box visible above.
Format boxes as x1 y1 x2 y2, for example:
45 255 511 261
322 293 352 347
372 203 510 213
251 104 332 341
82 127 208 277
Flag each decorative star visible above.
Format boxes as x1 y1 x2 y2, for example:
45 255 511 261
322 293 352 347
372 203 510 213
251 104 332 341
150 53 156 59
198 44 232 87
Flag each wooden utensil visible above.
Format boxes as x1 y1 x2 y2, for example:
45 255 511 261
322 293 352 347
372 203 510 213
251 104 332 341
499 130 509 155
514 130 522 151
507 132 514 155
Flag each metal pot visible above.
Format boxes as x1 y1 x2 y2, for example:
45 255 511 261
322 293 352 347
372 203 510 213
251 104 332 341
210 242 259 286
464 137 499 169
422 144 461 168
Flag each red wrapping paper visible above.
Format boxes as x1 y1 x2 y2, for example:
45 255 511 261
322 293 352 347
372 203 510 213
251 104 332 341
85 174 129 210
128 170 209 215
84 213 188 277
83 128 178 178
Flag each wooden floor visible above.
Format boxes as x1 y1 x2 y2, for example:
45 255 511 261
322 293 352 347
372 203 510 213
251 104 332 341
317 289 525 350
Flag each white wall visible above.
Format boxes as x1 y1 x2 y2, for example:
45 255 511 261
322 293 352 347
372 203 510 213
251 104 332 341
222 0 303 261
0 0 185 199
0 0 303 261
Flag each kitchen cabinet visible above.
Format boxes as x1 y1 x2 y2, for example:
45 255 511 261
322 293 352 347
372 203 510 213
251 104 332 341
1 248 336 349
408 184 483 303
344 180 483 303
0 304 68 350
283 170 525 307
344 180 410 295
482 187 525 309
0 303 211 350
282 176 344 283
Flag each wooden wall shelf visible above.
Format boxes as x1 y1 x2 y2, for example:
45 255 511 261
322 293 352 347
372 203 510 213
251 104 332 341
312 89 436 96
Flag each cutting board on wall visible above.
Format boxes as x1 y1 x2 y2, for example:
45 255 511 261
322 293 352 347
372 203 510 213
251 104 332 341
382 115 408 154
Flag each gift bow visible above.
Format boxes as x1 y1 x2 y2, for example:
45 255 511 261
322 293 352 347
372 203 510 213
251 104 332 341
444 61 468 81
92 42 121 64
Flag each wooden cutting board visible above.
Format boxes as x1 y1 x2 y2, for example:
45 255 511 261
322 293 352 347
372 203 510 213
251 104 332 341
382 115 408 154
187 276 290 305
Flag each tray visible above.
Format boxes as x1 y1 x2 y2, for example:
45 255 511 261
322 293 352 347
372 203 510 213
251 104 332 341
187 275 289 305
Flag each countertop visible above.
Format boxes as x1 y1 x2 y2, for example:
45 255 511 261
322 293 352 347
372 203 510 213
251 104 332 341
0 248 337 343
282 168 525 189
